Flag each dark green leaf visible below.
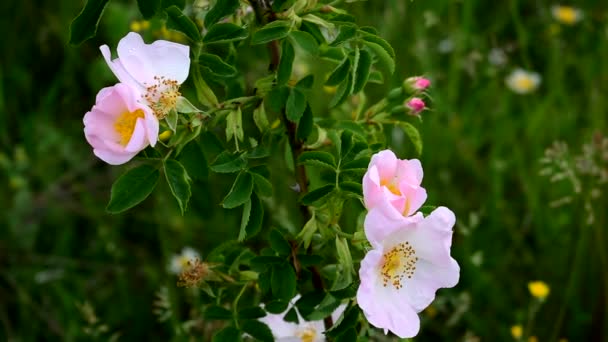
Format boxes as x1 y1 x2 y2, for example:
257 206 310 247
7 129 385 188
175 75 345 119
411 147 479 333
251 21 291 45
164 159 191 214
361 34 395 59
362 38 395 76
300 21 325 45
330 24 357 47
286 88 306 122
238 307 266 319
368 70 384 84
178 140 208 180
325 57 351 86
250 172 273 197
296 104 313 141
222 172 254 208
205 305 233 320
298 151 337 170
295 291 325 318
284 307 299 323
277 39 295 86
199 53 237 77
210 151 247 173
305 294 341 321
212 326 242 342
340 130 353 158
106 165 159 214
205 0 240 27
301 184 335 205
69 0 110 45
297 254 324 267
420 205 437 216
340 158 369 172
266 86 289 113
165 5 202 42
269 230 291 256
398 122 422 156
330 74 352 108
265 300 288 314
339 181 362 198
243 193 264 239
203 23 248 44
330 282 359 299
288 30 318 54
251 256 285 268
137 0 160 19
352 49 372 93
335 328 357 342
295 75 314 90
272 263 296 301
326 305 360 337
239 199 251 241
162 0 185 9
272 0 295 11
241 321 273 342
359 26 378 35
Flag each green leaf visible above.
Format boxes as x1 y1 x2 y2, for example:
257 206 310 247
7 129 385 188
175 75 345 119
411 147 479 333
238 307 266 319
288 31 318 54
266 86 289 113
298 151 336 170
225 108 244 144
301 184 335 205
362 39 395 76
352 49 372 93
137 0 160 19
325 57 351 86
205 305 233 320
69 0 110 45
326 305 360 337
300 21 326 45
272 263 296 301
210 151 247 173
340 158 369 172
286 88 306 122
398 122 423 156
330 74 352 108
277 39 295 86
339 181 362 198
212 327 242 342
175 96 202 113
241 321 273 342
305 294 341 321
295 75 314 90
330 23 357 47
335 237 354 281
251 21 291 45
205 0 240 27
264 300 288 314
335 328 357 342
250 171 273 197
269 229 291 256
199 53 237 77
296 215 318 249
330 282 358 299
165 108 178 132
296 104 313 141
222 172 254 209
251 256 285 268
179 141 208 180
368 70 384 84
253 103 270 133
420 205 437 216
203 23 248 44
284 307 299 323
162 0 185 9
239 199 251 241
165 6 202 42
106 165 159 214
164 159 192 214
361 33 395 59
339 130 353 158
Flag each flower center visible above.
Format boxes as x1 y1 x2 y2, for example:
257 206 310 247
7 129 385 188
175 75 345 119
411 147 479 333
114 109 145 146
296 327 317 342
515 76 534 91
143 76 181 119
380 242 418 289
380 177 401 196
555 7 577 24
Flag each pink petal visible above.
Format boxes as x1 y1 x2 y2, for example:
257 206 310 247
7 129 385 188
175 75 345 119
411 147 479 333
124 118 147 153
369 150 398 181
93 148 137 165
100 45 142 92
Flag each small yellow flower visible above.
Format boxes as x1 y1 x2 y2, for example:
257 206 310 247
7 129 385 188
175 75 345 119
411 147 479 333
528 281 550 300
511 325 523 339
551 5 583 25
130 21 142 32
140 20 150 30
528 336 538 342
506 69 541 94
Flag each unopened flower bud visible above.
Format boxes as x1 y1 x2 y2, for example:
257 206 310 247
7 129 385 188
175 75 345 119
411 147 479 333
403 76 431 93
405 97 426 115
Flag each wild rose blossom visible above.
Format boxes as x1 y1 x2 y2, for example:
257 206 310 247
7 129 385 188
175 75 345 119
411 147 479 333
362 149 427 222
169 247 201 275
405 97 426 115
357 207 460 338
100 32 190 119
83 83 158 165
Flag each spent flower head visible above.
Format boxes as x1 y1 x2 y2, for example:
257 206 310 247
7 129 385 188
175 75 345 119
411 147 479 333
169 247 201 275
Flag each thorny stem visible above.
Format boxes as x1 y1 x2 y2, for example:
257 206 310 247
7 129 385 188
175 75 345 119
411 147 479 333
248 0 333 330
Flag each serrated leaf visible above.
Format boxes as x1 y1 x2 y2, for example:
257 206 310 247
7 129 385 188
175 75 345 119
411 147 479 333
164 159 191 214
244 194 264 239
330 23 357 46
339 181 362 198
69 0 110 45
222 172 254 209
329 74 352 108
352 49 372 93
288 30 318 54
203 23 248 44
251 21 291 45
253 103 270 133
284 307 299 323
295 75 314 90
361 33 395 59
269 230 291 256
271 263 296 301
250 172 273 197
339 130 353 158
212 326 242 342
368 70 384 84
165 6 202 42
340 158 369 172
363 40 395 76
286 88 306 122
265 300 288 314
325 57 351 86
199 53 237 77
298 151 337 170
205 0 240 27
398 122 422 156
300 20 326 45
210 151 247 173
165 108 178 131
137 0 160 19
296 104 313 141
225 108 244 144
301 184 335 205
277 39 295 86
179 140 208 180
175 96 202 113
106 165 159 214
239 199 252 241
205 305 233 320
326 305 360 338
330 282 358 299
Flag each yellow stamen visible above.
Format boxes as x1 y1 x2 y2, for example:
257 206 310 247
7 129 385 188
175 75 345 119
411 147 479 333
296 327 317 342
380 242 417 289
515 77 535 92
143 76 181 119
114 109 145 146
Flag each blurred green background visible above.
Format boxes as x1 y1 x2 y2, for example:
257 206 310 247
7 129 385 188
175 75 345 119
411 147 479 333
1 0 607 341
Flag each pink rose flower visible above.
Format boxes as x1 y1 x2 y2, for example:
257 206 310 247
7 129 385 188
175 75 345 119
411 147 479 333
414 77 431 90
100 32 190 119
405 97 426 115
357 207 460 338
362 149 427 216
83 83 158 165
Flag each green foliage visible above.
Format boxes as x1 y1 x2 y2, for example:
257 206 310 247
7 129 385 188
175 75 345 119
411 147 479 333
106 164 159 213
69 0 110 45
165 5 202 42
